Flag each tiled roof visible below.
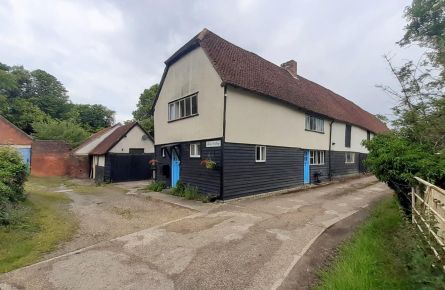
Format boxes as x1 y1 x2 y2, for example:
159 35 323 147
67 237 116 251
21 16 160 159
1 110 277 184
73 125 118 153
166 29 388 133
89 122 137 155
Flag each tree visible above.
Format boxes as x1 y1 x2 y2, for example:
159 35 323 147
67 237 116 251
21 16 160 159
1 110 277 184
132 84 159 135
67 104 115 132
32 119 90 148
5 99 48 133
26 69 70 119
400 0 445 76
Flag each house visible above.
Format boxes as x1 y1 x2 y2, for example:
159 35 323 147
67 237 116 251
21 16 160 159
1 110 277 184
73 122 154 182
152 29 389 199
0 115 33 167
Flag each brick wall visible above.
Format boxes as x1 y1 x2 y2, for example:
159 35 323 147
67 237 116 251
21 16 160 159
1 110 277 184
31 140 89 178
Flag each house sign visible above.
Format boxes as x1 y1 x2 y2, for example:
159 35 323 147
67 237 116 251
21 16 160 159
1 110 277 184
206 140 221 147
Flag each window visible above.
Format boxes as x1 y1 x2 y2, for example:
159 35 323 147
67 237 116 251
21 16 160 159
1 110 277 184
310 150 325 165
367 130 371 141
305 115 324 133
345 152 355 163
255 146 266 162
168 93 198 121
129 148 144 154
345 124 351 148
161 148 166 158
190 143 201 158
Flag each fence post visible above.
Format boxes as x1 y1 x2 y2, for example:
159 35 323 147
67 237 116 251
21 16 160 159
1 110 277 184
411 186 415 223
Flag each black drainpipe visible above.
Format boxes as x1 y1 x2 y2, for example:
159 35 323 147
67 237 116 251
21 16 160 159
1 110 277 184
219 85 228 200
328 120 334 181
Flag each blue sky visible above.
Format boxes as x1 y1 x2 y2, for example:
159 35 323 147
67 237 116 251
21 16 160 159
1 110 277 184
0 0 422 122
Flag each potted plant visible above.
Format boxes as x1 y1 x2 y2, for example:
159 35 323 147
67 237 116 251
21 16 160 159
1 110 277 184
200 159 217 169
149 159 158 169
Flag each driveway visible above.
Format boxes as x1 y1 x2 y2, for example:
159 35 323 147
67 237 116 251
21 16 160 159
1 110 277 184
0 176 391 290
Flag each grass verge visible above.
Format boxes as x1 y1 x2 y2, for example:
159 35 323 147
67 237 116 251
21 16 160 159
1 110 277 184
316 197 445 290
0 179 77 273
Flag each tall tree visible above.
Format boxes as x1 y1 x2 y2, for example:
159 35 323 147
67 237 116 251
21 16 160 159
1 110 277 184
132 84 159 135
67 104 115 132
400 0 445 76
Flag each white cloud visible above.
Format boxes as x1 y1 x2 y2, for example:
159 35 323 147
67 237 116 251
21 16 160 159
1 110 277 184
0 0 421 122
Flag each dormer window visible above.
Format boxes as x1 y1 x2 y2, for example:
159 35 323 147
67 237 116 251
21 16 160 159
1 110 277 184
305 115 324 133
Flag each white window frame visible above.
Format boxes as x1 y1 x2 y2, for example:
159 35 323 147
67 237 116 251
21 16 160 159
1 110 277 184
305 115 324 133
168 93 198 121
189 143 201 158
310 150 325 165
345 152 355 164
255 146 266 162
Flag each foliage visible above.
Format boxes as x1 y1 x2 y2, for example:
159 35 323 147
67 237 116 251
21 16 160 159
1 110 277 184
400 0 445 77
170 181 209 202
0 147 28 225
200 159 217 169
363 133 445 211
0 61 115 135
66 103 115 132
132 84 159 135
32 119 90 148
0 178 76 273
147 181 166 192
316 198 445 290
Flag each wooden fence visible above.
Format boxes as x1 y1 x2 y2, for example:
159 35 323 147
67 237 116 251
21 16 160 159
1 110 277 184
411 177 445 262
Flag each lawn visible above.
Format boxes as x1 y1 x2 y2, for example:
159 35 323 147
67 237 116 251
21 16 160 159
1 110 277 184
316 197 445 290
0 177 77 273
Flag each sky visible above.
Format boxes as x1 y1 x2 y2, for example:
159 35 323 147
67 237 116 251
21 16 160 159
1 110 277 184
0 0 423 122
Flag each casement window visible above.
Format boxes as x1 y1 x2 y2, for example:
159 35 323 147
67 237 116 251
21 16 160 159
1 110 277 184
189 143 201 158
255 146 266 162
161 148 166 158
129 148 144 154
345 152 355 163
345 124 351 148
305 115 324 133
168 94 198 121
310 150 325 165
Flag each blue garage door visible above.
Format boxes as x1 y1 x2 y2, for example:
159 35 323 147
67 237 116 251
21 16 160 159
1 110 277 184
17 148 31 167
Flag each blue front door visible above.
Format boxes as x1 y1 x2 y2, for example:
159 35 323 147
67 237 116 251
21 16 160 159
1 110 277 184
304 150 310 184
171 151 180 187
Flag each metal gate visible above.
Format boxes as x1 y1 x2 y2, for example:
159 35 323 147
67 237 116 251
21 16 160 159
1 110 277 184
108 153 153 182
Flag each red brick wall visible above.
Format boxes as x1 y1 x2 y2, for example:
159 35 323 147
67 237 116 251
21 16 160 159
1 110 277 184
31 140 89 178
0 116 32 145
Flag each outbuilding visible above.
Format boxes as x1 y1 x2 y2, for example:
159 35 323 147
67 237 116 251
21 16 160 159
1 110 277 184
0 115 33 167
74 122 154 182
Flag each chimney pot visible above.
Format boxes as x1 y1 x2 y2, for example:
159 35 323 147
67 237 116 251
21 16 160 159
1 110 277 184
281 60 298 78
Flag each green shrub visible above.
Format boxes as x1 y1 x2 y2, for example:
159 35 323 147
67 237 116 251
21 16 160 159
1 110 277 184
147 181 166 192
0 147 28 225
170 181 208 202
363 133 445 212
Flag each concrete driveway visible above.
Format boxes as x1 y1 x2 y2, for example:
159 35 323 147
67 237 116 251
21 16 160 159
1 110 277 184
0 176 391 290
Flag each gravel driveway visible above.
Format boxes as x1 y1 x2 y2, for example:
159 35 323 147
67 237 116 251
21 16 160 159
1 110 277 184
0 176 391 290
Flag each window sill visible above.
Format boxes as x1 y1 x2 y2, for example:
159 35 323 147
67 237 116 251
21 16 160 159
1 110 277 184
345 162 355 164
255 160 266 163
305 129 325 134
190 156 201 159
168 113 199 123
310 163 325 166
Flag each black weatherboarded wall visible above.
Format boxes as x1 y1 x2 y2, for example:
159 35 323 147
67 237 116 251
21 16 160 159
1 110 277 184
155 140 222 197
330 151 359 177
223 143 304 199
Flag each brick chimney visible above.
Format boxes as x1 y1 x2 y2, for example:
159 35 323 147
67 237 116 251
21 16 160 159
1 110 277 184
281 60 298 78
